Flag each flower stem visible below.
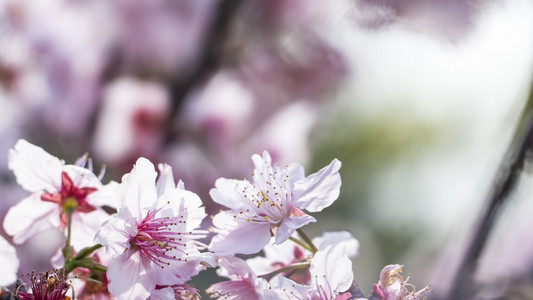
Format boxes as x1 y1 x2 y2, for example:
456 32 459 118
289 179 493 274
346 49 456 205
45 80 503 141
297 228 317 253
66 211 72 247
93 263 107 273
74 244 103 260
259 262 310 281
289 236 314 253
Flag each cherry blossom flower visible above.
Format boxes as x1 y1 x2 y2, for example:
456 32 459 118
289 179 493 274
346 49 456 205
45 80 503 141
94 158 208 300
206 256 281 300
247 231 359 283
371 264 431 300
3 139 110 250
0 235 19 287
269 245 354 300
209 151 341 255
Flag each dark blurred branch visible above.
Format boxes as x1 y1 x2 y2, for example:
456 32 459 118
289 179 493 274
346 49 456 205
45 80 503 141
448 80 533 299
165 0 243 143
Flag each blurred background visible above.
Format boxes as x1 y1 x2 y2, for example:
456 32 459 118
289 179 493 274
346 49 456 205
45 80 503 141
1 0 533 298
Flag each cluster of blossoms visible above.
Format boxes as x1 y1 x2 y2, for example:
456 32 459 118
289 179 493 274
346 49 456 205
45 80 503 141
0 140 430 300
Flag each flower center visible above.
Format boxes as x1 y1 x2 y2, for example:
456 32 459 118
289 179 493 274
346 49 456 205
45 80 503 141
41 172 98 229
130 209 189 268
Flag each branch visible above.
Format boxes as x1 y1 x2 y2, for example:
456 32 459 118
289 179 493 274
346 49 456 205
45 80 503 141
165 0 243 143
448 80 533 299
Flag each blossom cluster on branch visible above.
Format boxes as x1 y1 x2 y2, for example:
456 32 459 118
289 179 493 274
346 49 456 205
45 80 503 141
0 140 430 300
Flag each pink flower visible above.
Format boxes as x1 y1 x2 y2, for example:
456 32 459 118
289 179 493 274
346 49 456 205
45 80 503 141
206 256 281 300
3 140 110 250
372 265 431 300
209 151 341 255
270 245 354 300
94 158 208 300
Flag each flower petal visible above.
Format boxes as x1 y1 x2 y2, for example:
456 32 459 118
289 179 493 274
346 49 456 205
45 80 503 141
209 178 250 210
157 189 206 232
269 276 310 299
118 157 158 220
292 158 342 212
209 211 271 255
313 231 359 258
148 287 175 300
94 210 137 257
3 194 58 244
156 163 175 197
275 214 316 244
8 139 63 193
310 245 353 295
70 209 111 250
0 235 19 286
107 250 155 300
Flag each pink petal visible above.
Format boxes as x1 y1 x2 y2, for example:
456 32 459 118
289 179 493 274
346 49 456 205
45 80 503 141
292 158 342 212
275 214 316 244
148 287 174 300
209 212 271 255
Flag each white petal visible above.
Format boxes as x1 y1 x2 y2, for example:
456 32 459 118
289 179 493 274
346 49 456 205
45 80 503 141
0 235 19 286
254 277 283 300
157 188 205 232
310 245 353 295
275 214 316 244
63 164 102 189
89 180 120 208
70 209 111 250
8 139 63 193
207 280 260 300
209 212 271 255
156 163 175 197
209 178 250 210
286 163 305 188
3 194 58 244
247 238 310 276
217 256 254 279
152 249 202 285
292 159 342 212
148 287 175 300
118 157 158 220
50 248 65 269
107 250 155 300
94 210 137 257
269 276 311 299
313 231 359 258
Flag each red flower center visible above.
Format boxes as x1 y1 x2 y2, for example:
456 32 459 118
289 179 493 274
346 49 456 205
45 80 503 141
41 172 97 229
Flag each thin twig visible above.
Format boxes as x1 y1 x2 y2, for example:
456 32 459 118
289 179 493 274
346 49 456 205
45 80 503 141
289 236 314 253
165 0 243 143
258 262 310 281
297 228 318 254
448 81 533 299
